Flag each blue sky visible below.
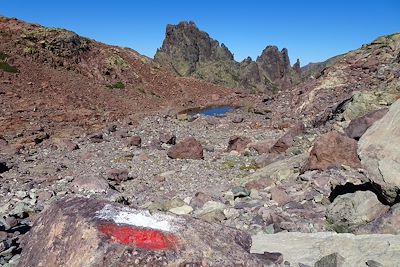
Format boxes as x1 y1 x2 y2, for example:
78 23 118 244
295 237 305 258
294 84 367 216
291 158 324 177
1 1 399 65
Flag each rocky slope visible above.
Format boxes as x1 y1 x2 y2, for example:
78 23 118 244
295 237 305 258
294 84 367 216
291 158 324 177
1 16 400 267
0 17 252 142
154 21 301 92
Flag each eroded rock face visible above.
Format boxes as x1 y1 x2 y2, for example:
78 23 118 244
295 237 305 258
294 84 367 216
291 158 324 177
358 99 400 203
18 197 270 267
302 131 361 172
167 137 204 159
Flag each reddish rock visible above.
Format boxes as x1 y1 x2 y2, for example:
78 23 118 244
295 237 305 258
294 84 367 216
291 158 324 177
167 137 203 159
159 133 176 145
270 123 306 153
227 136 251 153
18 197 270 266
270 187 291 205
245 177 274 190
345 108 388 140
125 135 142 147
106 168 130 183
302 131 362 172
249 140 275 154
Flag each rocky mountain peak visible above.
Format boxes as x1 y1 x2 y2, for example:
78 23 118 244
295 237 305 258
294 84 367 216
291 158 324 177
155 21 234 76
155 21 301 92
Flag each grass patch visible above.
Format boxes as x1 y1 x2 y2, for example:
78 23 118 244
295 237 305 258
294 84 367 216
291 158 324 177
108 81 125 89
112 154 134 163
239 160 259 171
223 159 236 169
0 61 19 73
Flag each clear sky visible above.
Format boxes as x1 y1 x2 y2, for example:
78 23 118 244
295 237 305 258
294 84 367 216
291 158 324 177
1 0 399 65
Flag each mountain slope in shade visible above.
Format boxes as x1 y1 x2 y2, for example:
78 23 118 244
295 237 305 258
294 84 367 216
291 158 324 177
0 17 248 139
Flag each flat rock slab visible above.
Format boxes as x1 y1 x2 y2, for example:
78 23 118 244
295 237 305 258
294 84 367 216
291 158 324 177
18 197 270 266
251 232 400 266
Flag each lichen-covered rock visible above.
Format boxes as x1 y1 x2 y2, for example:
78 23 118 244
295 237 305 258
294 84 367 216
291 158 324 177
18 197 272 266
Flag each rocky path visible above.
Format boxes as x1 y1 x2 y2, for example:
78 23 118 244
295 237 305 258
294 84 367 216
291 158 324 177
1 96 400 266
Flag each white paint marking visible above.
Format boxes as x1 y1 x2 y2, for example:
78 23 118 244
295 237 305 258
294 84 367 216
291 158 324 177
95 205 183 232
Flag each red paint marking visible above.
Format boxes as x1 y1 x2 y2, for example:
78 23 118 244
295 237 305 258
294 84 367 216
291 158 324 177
98 223 179 250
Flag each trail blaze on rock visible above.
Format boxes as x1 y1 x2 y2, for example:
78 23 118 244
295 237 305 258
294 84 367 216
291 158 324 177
98 223 179 250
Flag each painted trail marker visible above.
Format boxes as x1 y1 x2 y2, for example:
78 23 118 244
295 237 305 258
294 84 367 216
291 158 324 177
95 204 183 250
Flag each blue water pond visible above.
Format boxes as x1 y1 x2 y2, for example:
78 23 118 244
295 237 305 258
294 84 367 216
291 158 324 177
188 106 236 117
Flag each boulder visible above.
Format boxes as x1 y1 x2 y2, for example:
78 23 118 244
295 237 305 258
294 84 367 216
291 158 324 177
356 203 400 234
159 133 176 145
358 99 400 203
227 136 251 153
326 191 389 231
251 232 400 266
167 137 203 159
249 140 275 154
125 135 142 147
270 123 306 153
344 108 388 140
302 131 361 172
18 197 269 266
106 168 130 184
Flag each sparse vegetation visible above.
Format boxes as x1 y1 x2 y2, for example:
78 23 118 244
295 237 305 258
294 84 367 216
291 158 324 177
223 159 236 169
106 54 129 70
0 51 19 73
23 46 36 55
239 160 259 171
108 81 125 89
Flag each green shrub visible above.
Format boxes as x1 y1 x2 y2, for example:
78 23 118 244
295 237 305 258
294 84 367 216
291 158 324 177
0 61 19 73
108 81 125 89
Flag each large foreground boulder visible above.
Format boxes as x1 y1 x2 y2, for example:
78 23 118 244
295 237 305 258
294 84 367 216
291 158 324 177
251 232 400 266
302 131 361 172
356 203 400 234
358 99 400 203
18 197 271 266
